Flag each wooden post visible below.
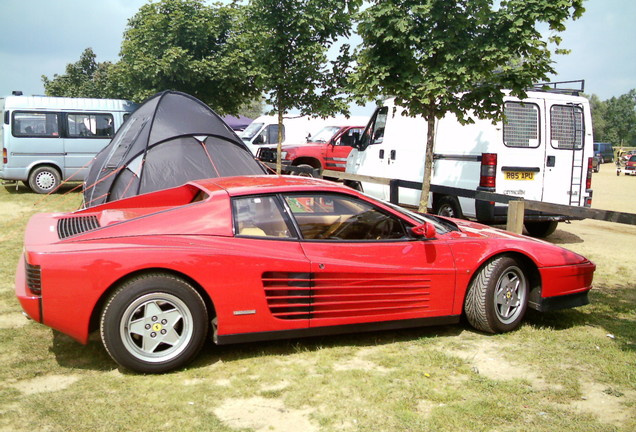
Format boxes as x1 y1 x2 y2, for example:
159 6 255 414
507 200 525 234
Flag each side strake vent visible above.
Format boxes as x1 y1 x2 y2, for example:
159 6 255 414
25 262 42 295
57 215 100 239
263 272 431 320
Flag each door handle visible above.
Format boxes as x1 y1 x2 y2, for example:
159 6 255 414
379 149 384 159
390 150 396 160
547 156 556 167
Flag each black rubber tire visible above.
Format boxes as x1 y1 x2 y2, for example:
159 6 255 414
28 166 61 194
294 163 317 177
524 221 558 238
434 196 463 219
464 256 529 334
100 274 208 373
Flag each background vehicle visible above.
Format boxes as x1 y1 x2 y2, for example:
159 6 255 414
1 95 137 193
624 155 636 175
593 142 614 163
240 115 324 155
346 83 595 238
15 175 594 373
256 124 365 175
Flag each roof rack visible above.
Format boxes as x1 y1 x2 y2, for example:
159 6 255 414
531 80 585 96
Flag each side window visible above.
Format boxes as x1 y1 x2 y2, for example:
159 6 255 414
284 193 407 241
550 105 584 150
338 127 363 147
12 112 60 137
67 113 114 138
503 102 540 148
233 196 293 238
359 106 388 149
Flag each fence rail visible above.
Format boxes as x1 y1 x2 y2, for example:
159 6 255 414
263 163 636 233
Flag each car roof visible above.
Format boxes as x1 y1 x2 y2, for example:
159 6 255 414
190 175 350 197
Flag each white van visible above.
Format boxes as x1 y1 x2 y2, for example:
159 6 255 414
346 85 595 237
240 114 353 156
1 95 137 193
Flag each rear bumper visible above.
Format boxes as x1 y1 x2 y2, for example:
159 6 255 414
14 255 42 323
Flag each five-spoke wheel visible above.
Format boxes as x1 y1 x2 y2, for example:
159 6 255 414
101 274 208 373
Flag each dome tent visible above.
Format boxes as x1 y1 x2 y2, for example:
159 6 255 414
83 91 266 207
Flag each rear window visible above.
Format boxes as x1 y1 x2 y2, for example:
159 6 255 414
503 102 539 148
550 105 584 150
630 155 636 162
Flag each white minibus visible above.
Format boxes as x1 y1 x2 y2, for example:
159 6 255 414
1 95 137 193
346 83 595 237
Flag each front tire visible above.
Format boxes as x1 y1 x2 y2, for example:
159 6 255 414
465 256 528 334
28 166 61 194
100 274 208 373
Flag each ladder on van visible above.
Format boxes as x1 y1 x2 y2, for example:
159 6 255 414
566 104 585 206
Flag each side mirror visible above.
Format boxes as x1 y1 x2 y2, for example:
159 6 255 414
411 222 436 239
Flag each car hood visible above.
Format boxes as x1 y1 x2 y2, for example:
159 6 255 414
441 218 591 267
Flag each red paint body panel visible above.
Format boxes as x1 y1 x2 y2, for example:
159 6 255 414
14 175 595 347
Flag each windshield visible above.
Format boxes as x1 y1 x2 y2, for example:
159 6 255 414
310 126 341 143
240 122 264 140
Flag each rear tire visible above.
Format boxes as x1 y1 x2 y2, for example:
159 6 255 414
100 274 208 373
434 196 463 219
28 166 61 194
465 256 528 334
524 221 558 238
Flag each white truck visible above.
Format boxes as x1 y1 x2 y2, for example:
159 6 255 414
345 83 595 237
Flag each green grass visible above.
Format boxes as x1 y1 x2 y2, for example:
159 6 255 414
0 185 634 432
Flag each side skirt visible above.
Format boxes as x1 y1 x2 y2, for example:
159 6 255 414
216 315 461 345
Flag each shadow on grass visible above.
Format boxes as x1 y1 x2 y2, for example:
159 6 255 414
525 287 636 353
3 183 82 195
50 322 464 373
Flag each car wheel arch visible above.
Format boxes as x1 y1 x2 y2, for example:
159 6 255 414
89 268 217 336
293 157 322 169
463 252 541 313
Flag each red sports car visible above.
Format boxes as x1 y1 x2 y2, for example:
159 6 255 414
15 176 595 373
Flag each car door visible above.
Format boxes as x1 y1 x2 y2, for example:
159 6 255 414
324 127 363 171
222 195 311 334
282 192 457 328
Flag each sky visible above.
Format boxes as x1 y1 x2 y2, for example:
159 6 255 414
0 0 634 116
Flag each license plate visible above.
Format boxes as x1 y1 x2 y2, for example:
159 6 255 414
504 171 534 180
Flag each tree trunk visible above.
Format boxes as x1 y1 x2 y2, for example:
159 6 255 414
418 114 436 213
276 110 284 175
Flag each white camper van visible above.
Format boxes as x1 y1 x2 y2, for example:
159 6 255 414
346 84 594 237
1 95 137 193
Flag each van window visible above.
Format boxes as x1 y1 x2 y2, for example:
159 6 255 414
12 112 60 137
67 113 114 138
550 105 583 150
360 106 388 149
503 102 539 148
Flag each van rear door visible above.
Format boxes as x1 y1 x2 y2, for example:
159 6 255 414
542 102 586 206
497 99 546 202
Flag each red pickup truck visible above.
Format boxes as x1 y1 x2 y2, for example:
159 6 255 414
256 125 364 175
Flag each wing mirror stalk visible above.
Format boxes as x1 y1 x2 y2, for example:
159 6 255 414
411 222 437 239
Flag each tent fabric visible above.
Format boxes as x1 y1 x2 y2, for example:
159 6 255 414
222 114 253 131
83 91 266 207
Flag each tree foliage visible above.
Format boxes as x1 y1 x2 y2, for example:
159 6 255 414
242 0 359 173
42 48 115 98
111 0 259 113
351 0 585 211
589 90 636 147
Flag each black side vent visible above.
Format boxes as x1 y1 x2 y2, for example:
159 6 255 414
57 215 100 239
25 262 42 295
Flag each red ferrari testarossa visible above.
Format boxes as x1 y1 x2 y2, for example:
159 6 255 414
16 176 595 373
